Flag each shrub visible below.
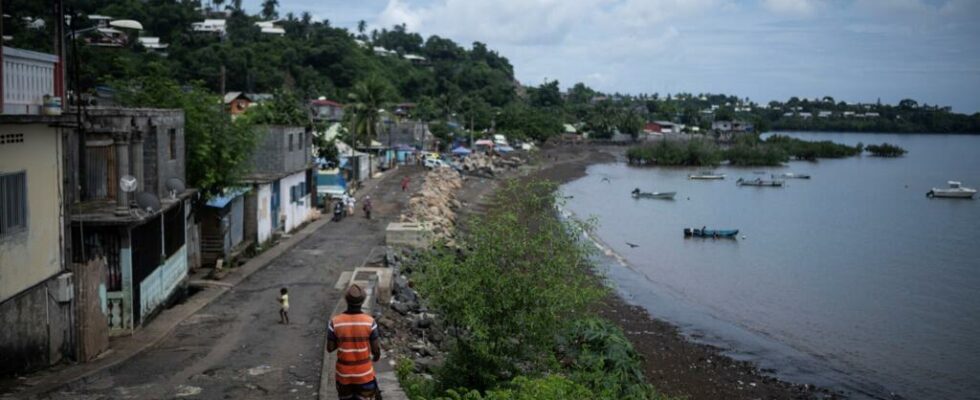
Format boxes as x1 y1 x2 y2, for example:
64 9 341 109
558 318 663 400
865 142 907 157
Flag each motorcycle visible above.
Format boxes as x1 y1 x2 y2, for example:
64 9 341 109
332 200 345 222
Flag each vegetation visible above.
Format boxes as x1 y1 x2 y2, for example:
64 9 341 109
399 180 669 400
763 135 862 160
113 76 259 195
865 143 907 157
626 140 722 167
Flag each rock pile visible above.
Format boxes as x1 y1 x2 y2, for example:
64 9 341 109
401 167 463 241
460 153 526 177
380 247 447 374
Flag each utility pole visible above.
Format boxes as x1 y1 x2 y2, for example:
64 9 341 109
220 65 226 96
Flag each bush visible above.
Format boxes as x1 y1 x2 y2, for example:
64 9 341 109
626 140 722 166
764 134 861 160
723 144 788 166
558 318 662 400
865 142 907 157
414 180 605 392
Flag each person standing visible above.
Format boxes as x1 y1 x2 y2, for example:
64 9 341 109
328 285 381 400
401 176 410 192
278 288 290 324
362 196 373 220
341 192 351 217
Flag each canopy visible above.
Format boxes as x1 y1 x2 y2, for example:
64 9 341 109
474 139 495 147
109 20 143 30
451 147 471 155
496 145 515 153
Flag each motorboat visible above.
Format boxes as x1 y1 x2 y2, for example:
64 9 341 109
631 188 676 199
773 172 810 179
736 178 784 187
689 172 725 180
684 227 739 238
927 181 976 199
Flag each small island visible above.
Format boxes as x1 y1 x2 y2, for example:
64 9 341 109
865 143 908 157
626 134 865 167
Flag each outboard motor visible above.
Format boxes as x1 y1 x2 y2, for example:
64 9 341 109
683 228 693 237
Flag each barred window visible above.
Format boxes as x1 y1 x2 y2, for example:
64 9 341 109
0 171 28 238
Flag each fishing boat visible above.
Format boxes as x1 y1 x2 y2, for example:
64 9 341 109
773 172 810 179
684 227 739 238
631 188 676 199
737 178 784 187
689 171 725 180
926 181 976 199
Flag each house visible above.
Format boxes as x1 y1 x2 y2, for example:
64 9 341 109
241 126 315 248
373 46 396 57
843 111 856 118
69 108 196 333
137 37 168 54
712 120 753 133
310 98 344 122
255 20 285 36
403 54 428 65
224 92 253 116
191 19 226 35
200 187 250 266
818 111 833 118
0 45 76 375
648 121 677 134
864 112 880 118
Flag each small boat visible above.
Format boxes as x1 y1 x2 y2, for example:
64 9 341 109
737 178 784 187
689 171 725 180
631 188 676 199
773 173 810 179
684 227 739 238
927 181 976 199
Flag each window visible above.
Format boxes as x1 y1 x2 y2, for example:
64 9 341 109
299 132 304 150
168 129 177 160
0 171 28 238
288 134 294 152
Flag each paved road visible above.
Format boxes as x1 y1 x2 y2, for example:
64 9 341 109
43 167 419 400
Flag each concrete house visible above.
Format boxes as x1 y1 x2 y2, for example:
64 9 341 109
310 98 344 122
0 45 76 375
242 126 314 248
68 108 196 334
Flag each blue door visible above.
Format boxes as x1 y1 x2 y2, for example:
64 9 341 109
271 181 281 229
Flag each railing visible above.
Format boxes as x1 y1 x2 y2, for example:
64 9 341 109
2 46 59 115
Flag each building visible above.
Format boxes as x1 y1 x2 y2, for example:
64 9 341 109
200 188 250 266
310 98 344 122
191 19 226 35
402 54 428 65
255 20 285 36
711 120 754 132
818 111 833 118
0 45 76 375
69 108 196 333
137 37 169 54
647 121 678 134
373 47 396 57
224 92 253 116
241 126 315 248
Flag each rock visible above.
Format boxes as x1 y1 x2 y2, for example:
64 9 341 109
413 314 433 329
429 330 444 344
391 302 411 315
379 317 395 330
414 357 438 373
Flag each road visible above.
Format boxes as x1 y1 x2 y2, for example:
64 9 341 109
42 166 419 400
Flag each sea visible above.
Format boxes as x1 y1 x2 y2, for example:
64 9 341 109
559 132 980 400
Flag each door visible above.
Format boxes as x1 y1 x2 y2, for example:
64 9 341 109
271 181 280 229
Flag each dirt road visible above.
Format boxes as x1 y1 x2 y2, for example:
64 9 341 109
39 166 422 400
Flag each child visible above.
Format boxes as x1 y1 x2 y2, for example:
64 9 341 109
278 287 290 324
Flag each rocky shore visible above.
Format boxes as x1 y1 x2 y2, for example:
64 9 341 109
380 145 841 399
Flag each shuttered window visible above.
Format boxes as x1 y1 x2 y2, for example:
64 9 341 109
0 171 28 238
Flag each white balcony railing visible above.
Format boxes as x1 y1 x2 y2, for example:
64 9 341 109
2 46 59 115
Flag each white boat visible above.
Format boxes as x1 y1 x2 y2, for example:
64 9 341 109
689 172 725 180
927 181 976 199
773 172 810 179
631 188 676 199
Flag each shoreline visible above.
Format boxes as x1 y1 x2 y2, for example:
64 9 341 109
526 144 839 400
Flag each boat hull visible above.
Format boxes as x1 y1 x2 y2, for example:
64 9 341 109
689 175 725 180
684 228 739 238
927 190 976 199
737 179 784 187
633 191 676 199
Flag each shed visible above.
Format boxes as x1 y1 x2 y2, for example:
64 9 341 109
200 187 251 266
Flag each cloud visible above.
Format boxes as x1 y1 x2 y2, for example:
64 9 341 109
761 0 821 16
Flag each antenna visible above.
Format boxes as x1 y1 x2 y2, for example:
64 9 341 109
165 178 185 199
135 192 161 213
119 175 138 193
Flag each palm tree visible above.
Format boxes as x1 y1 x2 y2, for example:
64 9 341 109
261 0 278 19
347 75 394 149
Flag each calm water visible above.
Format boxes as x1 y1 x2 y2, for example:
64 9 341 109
560 132 980 400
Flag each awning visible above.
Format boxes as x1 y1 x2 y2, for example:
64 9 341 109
205 187 249 208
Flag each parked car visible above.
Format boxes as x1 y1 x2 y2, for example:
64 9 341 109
424 158 449 169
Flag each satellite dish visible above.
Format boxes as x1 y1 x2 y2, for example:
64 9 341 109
166 178 185 198
119 175 138 193
135 192 161 212
109 20 143 30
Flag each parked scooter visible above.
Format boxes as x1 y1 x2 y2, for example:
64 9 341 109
332 200 345 222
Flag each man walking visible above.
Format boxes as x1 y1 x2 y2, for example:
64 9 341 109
328 285 381 400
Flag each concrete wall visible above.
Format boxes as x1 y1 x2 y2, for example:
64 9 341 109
255 183 273 245
278 171 311 234
82 108 186 199
0 277 73 375
0 123 64 303
249 125 310 176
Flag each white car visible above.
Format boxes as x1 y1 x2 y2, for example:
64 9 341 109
424 158 448 169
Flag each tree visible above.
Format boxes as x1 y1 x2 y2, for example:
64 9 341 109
114 76 259 195
347 75 395 147
260 0 278 19
530 80 563 108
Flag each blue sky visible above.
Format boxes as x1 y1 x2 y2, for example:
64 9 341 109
243 0 980 112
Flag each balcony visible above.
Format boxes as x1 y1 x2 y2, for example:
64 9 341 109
1 46 61 115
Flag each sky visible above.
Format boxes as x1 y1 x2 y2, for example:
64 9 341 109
243 0 980 113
